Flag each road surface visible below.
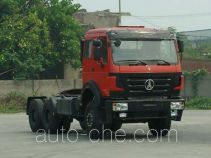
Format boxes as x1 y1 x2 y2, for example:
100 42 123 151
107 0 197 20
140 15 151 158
0 110 211 158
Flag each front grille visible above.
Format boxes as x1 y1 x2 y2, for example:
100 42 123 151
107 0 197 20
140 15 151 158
115 73 181 98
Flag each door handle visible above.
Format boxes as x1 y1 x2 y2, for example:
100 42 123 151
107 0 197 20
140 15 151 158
91 67 95 72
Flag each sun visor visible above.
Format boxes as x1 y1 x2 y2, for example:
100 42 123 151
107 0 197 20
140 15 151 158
107 30 175 40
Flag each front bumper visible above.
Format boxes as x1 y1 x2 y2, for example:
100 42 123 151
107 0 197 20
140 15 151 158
104 98 185 123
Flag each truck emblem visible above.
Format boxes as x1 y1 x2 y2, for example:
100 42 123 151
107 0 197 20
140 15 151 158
145 79 154 91
146 65 151 73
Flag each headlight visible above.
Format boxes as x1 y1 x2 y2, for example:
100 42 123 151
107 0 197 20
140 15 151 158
112 103 128 111
171 102 185 110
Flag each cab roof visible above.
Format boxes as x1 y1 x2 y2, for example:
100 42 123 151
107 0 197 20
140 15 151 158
86 26 175 40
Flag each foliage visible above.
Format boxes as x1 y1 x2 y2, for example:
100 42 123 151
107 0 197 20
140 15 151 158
184 68 209 77
186 97 211 110
0 13 51 78
0 0 82 79
183 40 211 60
168 27 211 60
184 68 209 97
0 92 26 113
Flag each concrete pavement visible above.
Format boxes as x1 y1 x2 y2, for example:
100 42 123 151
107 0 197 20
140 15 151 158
0 110 211 158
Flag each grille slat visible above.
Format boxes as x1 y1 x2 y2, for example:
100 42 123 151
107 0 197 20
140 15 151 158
127 78 171 82
129 90 168 93
128 84 170 88
118 74 176 97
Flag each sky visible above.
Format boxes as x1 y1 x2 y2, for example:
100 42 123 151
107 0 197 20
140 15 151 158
73 0 211 31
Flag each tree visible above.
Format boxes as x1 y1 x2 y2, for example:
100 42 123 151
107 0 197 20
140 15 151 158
0 0 19 21
0 12 51 78
0 0 82 79
44 0 82 67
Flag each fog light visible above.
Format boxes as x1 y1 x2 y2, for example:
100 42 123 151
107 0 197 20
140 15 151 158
171 110 178 117
171 102 185 110
113 103 128 111
119 113 127 118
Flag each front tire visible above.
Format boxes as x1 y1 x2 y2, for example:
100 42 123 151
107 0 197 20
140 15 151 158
107 121 122 132
85 101 103 139
148 117 171 137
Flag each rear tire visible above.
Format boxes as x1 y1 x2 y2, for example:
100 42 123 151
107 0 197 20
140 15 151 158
42 103 61 134
28 99 44 132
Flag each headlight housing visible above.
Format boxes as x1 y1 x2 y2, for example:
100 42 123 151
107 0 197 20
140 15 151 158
112 103 128 111
171 102 185 110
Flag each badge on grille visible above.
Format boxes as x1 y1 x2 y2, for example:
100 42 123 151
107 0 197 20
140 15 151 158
145 79 154 91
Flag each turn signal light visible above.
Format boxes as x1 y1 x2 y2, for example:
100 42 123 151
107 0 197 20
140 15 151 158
174 75 184 90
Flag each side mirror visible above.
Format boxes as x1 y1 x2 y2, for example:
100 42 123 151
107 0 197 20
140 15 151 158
93 39 102 48
114 39 121 47
177 40 184 53
93 39 102 61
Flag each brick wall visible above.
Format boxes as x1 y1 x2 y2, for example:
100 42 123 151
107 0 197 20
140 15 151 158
182 59 211 72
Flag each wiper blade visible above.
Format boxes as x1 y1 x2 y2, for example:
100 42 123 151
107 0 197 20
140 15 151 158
149 59 171 65
115 60 147 65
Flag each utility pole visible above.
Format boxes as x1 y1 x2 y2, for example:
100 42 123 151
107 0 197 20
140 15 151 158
119 0 121 26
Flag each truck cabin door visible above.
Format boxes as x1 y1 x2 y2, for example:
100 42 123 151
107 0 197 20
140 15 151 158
82 40 94 84
92 37 109 95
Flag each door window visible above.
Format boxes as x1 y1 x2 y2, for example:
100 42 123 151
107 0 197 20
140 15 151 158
93 39 108 63
83 40 93 58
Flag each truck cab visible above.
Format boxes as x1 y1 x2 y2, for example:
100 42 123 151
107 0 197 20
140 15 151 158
80 26 185 137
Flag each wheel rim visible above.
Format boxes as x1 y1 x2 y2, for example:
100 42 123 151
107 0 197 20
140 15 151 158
86 113 94 128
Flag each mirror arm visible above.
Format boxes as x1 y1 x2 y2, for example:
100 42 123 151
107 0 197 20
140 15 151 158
99 57 104 68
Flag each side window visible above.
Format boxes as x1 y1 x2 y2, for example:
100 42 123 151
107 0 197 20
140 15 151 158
93 38 108 63
83 40 93 58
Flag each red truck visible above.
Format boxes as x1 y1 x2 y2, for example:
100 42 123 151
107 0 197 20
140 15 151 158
26 26 185 138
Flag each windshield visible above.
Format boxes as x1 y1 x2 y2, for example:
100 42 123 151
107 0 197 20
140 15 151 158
111 40 178 65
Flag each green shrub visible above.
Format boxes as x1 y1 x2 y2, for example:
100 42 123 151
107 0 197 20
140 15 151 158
186 97 211 110
0 92 27 113
184 69 209 97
